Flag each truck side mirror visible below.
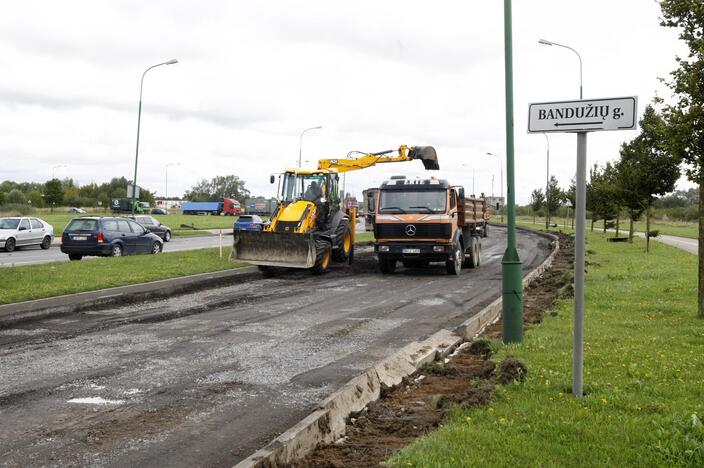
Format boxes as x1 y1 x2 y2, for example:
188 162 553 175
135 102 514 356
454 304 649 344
270 175 275 184
457 187 465 200
496 202 500 210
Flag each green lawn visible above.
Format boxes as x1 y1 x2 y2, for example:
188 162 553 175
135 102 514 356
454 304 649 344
513 215 697 239
0 248 246 305
391 233 703 467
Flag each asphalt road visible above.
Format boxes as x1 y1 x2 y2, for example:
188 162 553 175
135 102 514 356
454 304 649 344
0 235 230 268
0 226 551 467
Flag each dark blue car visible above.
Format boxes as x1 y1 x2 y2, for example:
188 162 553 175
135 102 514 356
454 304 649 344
60 217 163 261
234 215 265 232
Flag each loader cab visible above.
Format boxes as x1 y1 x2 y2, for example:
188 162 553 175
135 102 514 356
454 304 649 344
280 170 340 205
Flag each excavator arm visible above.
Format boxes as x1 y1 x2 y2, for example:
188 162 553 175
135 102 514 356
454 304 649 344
317 145 439 173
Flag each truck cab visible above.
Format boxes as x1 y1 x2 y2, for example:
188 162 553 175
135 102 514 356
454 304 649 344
373 177 487 275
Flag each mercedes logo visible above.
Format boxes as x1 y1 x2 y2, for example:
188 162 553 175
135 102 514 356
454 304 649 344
405 224 416 236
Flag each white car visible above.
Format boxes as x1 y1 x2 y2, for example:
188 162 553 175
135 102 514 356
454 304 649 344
0 217 55 252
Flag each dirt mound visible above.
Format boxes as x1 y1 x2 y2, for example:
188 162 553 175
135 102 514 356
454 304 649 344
497 356 528 384
466 338 493 358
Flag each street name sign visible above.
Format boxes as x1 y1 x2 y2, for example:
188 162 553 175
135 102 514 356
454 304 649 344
528 96 637 133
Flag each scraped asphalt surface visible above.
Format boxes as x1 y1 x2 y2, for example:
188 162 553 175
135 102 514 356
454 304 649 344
0 226 551 467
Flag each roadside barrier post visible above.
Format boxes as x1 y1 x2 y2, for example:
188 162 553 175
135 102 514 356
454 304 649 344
501 0 524 344
219 229 223 258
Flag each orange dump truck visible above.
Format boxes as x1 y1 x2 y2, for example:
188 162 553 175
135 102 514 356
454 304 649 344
373 176 488 275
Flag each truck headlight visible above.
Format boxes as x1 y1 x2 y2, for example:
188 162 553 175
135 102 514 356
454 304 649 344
433 246 445 252
379 245 390 252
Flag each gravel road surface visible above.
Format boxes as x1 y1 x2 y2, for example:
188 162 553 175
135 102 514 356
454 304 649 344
0 226 551 467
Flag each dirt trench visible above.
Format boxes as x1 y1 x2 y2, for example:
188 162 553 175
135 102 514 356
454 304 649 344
289 233 574 468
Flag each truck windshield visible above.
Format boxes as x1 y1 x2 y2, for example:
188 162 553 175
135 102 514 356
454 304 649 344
282 173 326 202
379 190 446 214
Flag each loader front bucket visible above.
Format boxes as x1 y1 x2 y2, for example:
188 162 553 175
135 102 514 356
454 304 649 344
409 146 439 170
231 230 316 269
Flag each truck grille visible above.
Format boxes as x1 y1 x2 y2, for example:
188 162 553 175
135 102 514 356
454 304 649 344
375 223 452 239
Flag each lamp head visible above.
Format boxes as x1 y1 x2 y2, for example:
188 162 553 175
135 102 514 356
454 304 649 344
538 39 553 46
166 59 179 65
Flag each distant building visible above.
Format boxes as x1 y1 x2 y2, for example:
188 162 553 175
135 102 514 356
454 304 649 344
485 196 505 211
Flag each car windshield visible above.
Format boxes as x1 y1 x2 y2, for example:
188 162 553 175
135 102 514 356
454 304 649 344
281 173 326 203
379 190 447 214
0 219 20 229
66 219 98 232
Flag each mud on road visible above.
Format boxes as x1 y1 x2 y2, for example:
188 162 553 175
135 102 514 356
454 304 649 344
0 226 551 467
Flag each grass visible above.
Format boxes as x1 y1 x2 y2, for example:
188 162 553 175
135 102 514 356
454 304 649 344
389 233 702 467
0 248 246 305
512 215 697 239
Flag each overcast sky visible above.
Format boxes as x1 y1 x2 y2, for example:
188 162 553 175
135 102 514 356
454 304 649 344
0 0 689 204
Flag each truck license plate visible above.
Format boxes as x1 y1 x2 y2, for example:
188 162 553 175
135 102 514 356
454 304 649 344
403 248 420 254
73 236 87 241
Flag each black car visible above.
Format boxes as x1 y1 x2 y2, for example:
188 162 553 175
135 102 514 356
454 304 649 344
151 208 167 215
127 215 172 242
60 217 163 261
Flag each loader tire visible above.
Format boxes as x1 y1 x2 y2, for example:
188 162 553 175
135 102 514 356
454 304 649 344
332 220 352 263
311 239 332 275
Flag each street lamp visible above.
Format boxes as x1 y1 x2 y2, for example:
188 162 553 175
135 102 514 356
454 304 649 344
461 164 475 195
538 38 583 99
51 164 67 179
165 162 180 201
486 152 504 223
132 59 178 213
543 133 550 229
298 126 322 168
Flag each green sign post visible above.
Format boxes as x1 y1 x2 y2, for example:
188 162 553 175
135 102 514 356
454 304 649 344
502 0 523 343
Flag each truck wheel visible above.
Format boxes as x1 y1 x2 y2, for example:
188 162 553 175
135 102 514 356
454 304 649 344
311 239 332 275
332 221 352 263
483 224 489 238
446 243 462 275
379 257 396 274
463 237 478 269
475 238 482 266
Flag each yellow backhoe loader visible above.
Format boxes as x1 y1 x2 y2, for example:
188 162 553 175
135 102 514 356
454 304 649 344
230 145 439 274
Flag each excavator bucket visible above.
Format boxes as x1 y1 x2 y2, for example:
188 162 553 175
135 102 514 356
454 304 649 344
231 230 316 269
409 146 440 170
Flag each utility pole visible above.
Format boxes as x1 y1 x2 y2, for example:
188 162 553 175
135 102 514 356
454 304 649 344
501 0 523 344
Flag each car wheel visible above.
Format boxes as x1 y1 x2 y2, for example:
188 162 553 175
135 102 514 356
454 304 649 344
68 253 82 261
164 230 171 242
111 244 123 257
151 242 163 254
4 238 16 252
40 236 52 250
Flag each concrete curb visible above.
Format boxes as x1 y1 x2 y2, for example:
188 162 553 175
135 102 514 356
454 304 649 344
0 266 258 326
234 234 561 468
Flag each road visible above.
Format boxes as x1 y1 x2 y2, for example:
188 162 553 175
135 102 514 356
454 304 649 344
640 232 697 255
0 226 551 467
0 235 230 268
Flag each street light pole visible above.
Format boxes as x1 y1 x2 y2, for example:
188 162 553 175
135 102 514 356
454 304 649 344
132 59 178 214
543 133 550 230
538 38 583 99
298 126 322 168
486 152 504 223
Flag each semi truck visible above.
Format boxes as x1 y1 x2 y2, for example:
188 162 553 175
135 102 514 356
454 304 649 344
181 198 240 216
373 176 489 275
244 198 278 215
111 198 148 214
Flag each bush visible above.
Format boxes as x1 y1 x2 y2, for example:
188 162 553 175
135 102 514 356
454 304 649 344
0 203 37 215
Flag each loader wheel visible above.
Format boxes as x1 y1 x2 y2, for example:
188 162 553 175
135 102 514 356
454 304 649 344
332 221 352 263
379 257 397 274
258 265 275 278
311 239 332 275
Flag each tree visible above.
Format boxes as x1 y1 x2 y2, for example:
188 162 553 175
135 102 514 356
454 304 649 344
0 191 4 205
564 178 576 229
28 190 44 208
530 189 544 224
184 175 250 203
6 189 27 204
545 175 563 226
660 0 704 316
44 178 63 211
589 163 619 233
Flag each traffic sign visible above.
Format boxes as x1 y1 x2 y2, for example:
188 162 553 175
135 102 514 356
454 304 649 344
528 96 637 133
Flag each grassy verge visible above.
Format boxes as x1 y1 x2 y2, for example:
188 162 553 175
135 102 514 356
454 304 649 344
0 248 246 305
172 229 215 237
391 233 702 466
511 215 697 239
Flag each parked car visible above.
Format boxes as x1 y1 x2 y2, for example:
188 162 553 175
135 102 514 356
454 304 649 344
60 217 163 260
234 215 265 231
126 215 172 242
151 208 167 215
67 207 86 214
0 217 55 252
